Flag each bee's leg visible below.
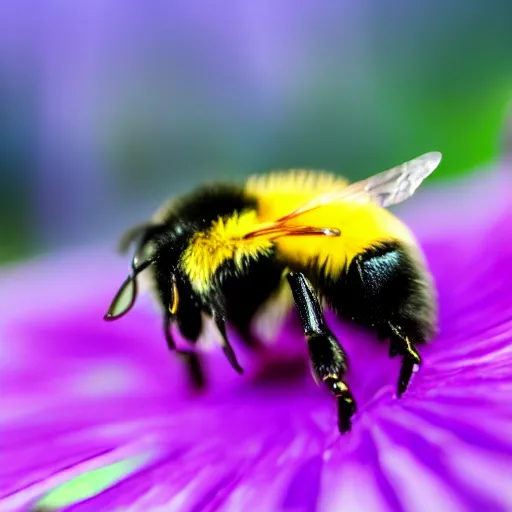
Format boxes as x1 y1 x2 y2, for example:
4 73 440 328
388 323 421 397
287 271 356 434
164 313 206 390
177 350 206 390
164 313 177 351
212 310 244 375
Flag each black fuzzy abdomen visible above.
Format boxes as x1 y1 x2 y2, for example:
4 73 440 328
320 242 436 343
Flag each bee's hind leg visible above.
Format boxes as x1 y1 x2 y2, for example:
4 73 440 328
388 323 422 397
287 271 356 434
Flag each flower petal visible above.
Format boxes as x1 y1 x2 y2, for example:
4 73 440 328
1 171 512 510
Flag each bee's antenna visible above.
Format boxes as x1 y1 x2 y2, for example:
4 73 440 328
105 222 163 321
104 259 154 321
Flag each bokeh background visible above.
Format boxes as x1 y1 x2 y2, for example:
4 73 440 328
1 0 511 265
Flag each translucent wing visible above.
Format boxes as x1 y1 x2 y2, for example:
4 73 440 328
241 151 441 240
277 151 442 222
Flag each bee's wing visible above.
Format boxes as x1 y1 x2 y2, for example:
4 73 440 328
344 150 441 208
241 152 441 240
277 151 442 221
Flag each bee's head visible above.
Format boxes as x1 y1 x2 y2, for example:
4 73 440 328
104 219 197 321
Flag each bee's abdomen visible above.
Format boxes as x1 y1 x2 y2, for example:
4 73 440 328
318 241 436 342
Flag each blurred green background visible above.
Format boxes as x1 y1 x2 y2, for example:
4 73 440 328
0 0 511 264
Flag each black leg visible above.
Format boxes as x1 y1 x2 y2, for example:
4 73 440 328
164 313 206 389
287 271 356 434
388 323 421 397
178 351 206 390
213 311 244 375
164 313 177 350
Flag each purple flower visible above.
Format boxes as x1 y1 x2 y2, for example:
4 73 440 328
1 167 512 511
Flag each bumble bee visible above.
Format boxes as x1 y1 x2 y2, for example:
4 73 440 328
105 152 441 434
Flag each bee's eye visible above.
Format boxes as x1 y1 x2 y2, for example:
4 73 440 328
169 277 179 315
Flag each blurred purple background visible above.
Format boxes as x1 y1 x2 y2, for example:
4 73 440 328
0 0 511 263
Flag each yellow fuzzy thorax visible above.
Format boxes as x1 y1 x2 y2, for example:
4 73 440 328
274 202 415 276
248 170 417 277
181 210 273 294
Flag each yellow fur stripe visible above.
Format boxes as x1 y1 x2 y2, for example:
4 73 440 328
246 170 416 277
180 210 273 294
181 169 418 293
246 169 348 195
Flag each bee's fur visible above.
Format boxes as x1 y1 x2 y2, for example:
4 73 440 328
312 241 436 343
106 168 438 434
147 185 284 346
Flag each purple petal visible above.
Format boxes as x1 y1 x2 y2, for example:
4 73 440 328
1 171 512 510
